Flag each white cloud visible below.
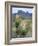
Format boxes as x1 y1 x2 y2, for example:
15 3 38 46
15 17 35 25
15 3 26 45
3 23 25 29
12 7 32 14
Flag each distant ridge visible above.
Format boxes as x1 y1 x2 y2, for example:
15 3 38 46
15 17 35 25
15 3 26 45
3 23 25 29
12 10 32 19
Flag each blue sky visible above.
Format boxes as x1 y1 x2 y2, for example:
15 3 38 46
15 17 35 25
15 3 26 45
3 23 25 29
12 7 32 14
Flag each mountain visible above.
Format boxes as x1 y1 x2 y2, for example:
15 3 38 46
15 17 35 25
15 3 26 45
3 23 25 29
12 10 32 19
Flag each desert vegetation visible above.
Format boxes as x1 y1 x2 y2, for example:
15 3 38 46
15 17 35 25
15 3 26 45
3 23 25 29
11 14 32 38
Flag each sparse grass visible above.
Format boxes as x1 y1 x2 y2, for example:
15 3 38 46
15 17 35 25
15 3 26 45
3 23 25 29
12 15 32 38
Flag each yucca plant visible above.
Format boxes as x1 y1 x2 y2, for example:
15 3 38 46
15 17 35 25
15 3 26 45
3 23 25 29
15 21 19 28
15 16 21 28
21 28 28 36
